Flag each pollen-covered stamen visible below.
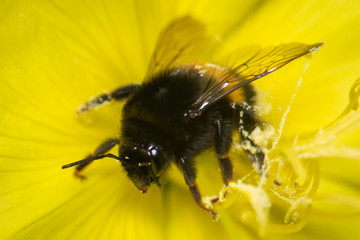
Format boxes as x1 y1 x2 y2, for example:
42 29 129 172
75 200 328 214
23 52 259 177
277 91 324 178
260 79 360 230
209 60 336 235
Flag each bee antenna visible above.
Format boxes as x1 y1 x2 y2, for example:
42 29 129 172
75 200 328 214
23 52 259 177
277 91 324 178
62 153 122 169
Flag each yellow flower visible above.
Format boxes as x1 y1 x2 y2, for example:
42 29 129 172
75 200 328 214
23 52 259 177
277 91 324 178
1 0 359 239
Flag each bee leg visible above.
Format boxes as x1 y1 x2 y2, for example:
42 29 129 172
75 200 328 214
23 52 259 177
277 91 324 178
74 138 119 180
179 156 218 218
76 84 139 114
242 136 265 173
215 119 233 185
237 104 265 173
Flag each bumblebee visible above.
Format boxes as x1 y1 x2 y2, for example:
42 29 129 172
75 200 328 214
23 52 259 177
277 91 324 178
62 16 322 217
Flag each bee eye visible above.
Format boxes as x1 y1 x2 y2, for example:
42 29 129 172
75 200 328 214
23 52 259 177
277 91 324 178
147 145 159 157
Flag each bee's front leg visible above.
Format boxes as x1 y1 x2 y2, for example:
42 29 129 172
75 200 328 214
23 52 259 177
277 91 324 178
73 138 119 180
76 84 139 114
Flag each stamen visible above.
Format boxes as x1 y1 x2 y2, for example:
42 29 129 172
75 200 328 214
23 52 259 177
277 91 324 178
209 71 359 234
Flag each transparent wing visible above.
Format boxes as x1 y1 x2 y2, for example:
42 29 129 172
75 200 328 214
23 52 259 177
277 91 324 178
145 16 217 80
186 42 324 118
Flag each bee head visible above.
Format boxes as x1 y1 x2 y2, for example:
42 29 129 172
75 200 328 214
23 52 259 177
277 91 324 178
119 140 169 193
